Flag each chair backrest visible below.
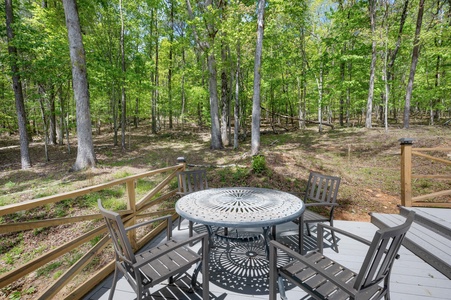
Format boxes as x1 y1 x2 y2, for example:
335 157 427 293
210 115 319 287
98 200 136 266
354 211 415 292
177 169 208 195
305 172 341 205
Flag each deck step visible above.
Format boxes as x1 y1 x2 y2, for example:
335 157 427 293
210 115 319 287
399 206 451 240
370 212 451 280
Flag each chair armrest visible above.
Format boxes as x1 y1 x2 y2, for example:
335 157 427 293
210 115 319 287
317 224 400 259
125 215 172 231
317 223 371 248
133 232 209 269
270 240 358 296
125 215 173 240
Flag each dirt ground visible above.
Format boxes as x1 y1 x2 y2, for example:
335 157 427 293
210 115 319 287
0 123 450 299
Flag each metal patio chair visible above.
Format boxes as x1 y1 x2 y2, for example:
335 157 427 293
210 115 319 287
98 200 209 300
177 169 209 237
269 211 416 300
295 171 341 253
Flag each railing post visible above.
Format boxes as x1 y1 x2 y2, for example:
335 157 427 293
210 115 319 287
126 179 137 249
177 157 187 191
399 138 414 207
177 156 187 171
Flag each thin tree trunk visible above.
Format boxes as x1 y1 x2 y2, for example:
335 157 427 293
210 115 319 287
221 46 229 147
234 41 241 150
58 85 64 145
403 0 425 129
48 87 57 145
119 0 126 151
168 0 174 129
251 0 265 156
63 0 96 171
38 94 50 161
5 0 32 169
366 0 377 129
207 53 223 149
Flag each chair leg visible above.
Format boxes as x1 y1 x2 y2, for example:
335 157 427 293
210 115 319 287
178 216 183 230
188 220 194 238
299 219 304 254
108 268 119 300
306 223 312 236
278 276 288 300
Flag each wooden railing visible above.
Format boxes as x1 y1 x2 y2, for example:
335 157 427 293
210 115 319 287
400 138 451 208
0 161 186 299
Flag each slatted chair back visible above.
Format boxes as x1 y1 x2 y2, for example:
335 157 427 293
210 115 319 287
354 211 415 293
305 172 341 206
178 169 208 195
98 201 136 267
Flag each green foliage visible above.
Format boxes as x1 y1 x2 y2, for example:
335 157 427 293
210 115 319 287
252 155 267 174
218 167 250 185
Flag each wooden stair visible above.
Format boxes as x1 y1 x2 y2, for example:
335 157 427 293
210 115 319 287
370 206 451 280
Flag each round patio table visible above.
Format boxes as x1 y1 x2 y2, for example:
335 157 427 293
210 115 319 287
176 187 305 256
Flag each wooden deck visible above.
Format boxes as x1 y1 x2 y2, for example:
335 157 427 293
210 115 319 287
84 218 451 300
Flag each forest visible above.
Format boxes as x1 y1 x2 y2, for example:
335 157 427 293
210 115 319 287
1 0 451 170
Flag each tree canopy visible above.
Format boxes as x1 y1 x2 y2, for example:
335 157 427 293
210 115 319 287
1 0 450 162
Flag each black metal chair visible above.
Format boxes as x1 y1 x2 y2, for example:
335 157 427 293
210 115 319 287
295 171 341 253
177 169 209 237
98 199 209 300
270 211 415 300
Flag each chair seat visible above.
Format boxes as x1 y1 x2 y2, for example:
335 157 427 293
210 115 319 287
279 251 384 300
129 240 202 287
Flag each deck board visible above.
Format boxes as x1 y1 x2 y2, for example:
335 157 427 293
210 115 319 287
84 220 451 300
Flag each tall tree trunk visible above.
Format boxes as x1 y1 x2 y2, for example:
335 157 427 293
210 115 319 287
403 0 425 129
234 40 241 149
181 47 186 126
63 0 96 171
58 85 64 145
388 0 409 122
185 0 223 149
221 46 229 147
168 0 174 129
38 93 49 161
207 53 223 149
48 87 57 145
5 0 32 169
366 0 377 129
251 0 265 156
299 27 306 130
119 0 126 151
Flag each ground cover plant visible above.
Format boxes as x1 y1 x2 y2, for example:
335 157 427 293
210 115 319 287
0 123 450 298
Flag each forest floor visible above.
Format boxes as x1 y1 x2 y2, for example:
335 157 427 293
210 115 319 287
0 122 450 298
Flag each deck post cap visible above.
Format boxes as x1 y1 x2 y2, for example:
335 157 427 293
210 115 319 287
399 138 415 145
177 157 186 163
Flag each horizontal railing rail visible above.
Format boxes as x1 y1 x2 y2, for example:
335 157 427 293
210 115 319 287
0 161 186 299
400 138 451 208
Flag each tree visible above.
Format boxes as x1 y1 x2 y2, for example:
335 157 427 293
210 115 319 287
119 0 126 151
62 0 96 171
186 0 223 150
366 0 377 129
251 0 265 156
403 0 425 129
5 0 32 169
